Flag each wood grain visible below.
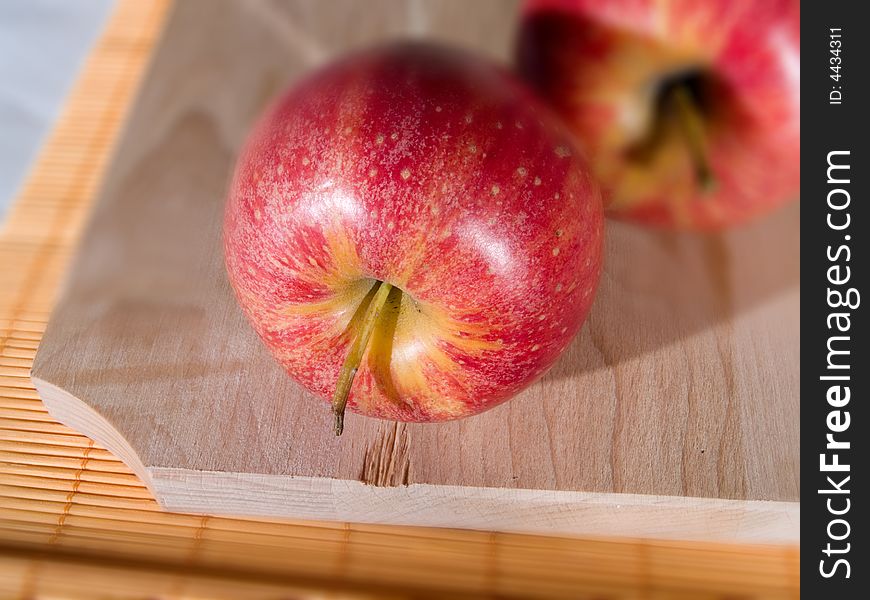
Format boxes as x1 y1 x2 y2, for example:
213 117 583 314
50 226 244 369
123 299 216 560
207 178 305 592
31 0 799 542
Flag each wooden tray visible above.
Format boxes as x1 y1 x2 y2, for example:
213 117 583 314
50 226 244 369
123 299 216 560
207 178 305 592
31 0 799 543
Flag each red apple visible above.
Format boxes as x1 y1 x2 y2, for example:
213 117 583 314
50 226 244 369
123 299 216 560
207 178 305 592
224 43 604 433
516 0 800 229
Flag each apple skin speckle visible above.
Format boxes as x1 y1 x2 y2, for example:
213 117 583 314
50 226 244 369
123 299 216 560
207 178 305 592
224 42 603 422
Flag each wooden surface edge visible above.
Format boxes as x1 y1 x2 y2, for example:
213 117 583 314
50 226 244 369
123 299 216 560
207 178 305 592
151 468 799 544
32 377 798 545
31 377 156 493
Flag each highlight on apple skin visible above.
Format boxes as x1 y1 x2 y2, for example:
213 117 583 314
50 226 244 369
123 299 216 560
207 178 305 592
516 0 800 230
224 43 604 433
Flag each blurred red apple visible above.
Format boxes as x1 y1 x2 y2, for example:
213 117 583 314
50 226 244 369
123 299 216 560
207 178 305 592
224 43 603 434
517 0 800 229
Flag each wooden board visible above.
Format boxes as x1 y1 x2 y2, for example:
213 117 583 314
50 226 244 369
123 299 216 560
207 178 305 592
31 0 799 543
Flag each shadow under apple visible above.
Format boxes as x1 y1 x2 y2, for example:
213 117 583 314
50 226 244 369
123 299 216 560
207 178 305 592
543 200 799 384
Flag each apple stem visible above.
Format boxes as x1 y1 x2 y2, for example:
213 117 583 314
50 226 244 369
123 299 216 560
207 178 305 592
670 85 716 193
332 280 393 436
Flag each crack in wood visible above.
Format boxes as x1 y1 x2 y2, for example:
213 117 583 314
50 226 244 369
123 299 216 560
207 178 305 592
360 422 410 487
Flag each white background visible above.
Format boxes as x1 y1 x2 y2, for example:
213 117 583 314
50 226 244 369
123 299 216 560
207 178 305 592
0 0 113 219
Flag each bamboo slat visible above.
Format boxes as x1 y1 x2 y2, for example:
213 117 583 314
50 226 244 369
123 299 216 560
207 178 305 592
0 0 799 597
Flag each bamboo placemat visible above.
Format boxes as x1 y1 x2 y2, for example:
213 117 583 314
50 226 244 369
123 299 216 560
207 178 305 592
0 1 799 598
